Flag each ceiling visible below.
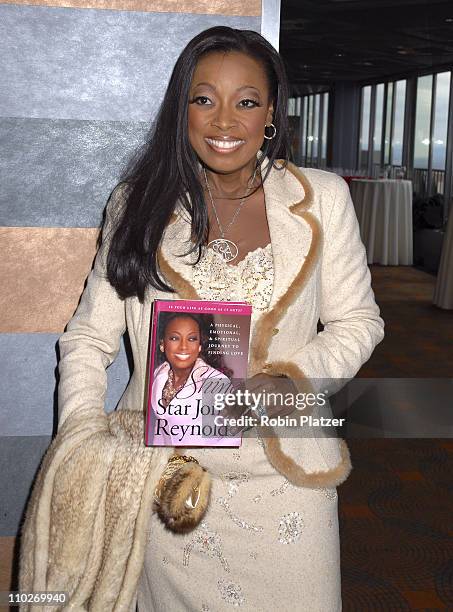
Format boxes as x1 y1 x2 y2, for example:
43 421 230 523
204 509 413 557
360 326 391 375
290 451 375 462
280 0 453 94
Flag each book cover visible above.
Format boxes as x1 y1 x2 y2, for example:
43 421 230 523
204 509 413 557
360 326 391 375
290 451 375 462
145 299 252 447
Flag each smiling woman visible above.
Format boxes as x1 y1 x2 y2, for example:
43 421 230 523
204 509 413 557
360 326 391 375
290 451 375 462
20 26 384 612
188 50 274 263
103 26 290 299
188 51 274 170
160 315 202 381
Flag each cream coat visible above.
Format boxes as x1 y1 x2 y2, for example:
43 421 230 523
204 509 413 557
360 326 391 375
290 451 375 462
58 159 384 478
19 160 384 610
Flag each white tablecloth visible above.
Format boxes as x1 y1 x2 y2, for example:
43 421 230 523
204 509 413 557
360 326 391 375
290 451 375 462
349 179 413 265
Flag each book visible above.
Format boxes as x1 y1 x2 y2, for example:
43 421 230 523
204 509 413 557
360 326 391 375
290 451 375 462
145 299 252 447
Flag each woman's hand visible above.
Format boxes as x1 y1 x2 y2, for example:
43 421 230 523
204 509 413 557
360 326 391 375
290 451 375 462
215 373 299 436
241 373 299 419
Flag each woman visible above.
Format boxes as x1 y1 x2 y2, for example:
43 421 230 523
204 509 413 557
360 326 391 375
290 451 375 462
20 26 384 611
149 313 235 446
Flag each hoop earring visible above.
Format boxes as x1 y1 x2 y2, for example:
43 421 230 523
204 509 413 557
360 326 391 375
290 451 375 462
263 123 277 140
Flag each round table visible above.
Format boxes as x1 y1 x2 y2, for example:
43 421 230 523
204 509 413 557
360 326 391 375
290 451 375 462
349 179 413 265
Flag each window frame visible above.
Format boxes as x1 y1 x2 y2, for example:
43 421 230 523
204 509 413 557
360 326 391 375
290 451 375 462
358 68 453 221
288 91 330 168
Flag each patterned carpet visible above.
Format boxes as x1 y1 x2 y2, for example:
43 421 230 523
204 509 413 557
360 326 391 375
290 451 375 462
340 439 453 610
359 266 453 378
339 266 453 610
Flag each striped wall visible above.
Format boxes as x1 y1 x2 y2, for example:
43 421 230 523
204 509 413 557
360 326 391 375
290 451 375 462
0 0 271 585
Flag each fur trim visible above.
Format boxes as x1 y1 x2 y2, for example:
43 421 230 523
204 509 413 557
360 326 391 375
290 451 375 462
287 163 315 213
154 462 211 533
256 360 352 488
157 247 200 300
249 164 323 374
260 360 315 398
260 435 352 488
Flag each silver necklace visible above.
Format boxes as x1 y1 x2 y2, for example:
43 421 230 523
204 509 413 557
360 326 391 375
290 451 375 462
203 166 258 263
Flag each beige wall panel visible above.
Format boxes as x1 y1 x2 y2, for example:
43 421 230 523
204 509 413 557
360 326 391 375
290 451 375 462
1 227 99 334
0 0 261 16
0 536 16 592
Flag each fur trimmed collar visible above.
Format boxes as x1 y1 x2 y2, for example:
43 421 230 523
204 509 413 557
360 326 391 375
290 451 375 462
157 161 351 490
157 160 320 373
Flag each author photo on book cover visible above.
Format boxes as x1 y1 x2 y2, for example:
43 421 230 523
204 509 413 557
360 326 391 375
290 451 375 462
20 25 384 611
149 312 235 446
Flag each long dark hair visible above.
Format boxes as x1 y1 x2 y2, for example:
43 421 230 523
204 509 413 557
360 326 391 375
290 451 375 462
155 313 233 377
107 26 290 302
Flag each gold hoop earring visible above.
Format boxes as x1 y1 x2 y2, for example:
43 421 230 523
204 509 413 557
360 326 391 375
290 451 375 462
263 123 277 140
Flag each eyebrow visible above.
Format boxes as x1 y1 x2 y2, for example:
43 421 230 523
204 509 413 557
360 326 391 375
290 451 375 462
192 82 262 94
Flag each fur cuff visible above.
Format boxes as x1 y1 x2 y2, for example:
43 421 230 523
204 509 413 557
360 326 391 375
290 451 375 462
260 434 352 488
260 360 315 395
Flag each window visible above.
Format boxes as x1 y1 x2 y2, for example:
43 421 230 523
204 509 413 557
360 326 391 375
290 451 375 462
432 71 451 172
287 97 302 164
412 71 452 199
358 70 452 220
312 94 320 159
301 97 307 160
359 86 371 169
306 95 313 160
414 75 433 170
287 93 330 167
359 79 407 173
392 80 406 166
384 82 393 164
321 92 328 162
373 83 385 165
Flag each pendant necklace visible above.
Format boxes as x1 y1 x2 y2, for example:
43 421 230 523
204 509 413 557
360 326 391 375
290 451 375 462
203 165 258 263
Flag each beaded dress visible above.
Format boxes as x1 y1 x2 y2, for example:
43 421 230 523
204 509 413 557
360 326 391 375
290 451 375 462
137 245 342 612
